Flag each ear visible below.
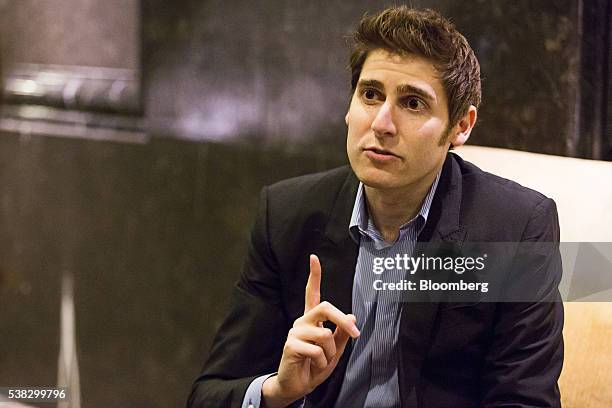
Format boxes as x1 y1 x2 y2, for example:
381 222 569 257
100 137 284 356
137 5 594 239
345 111 350 125
450 105 477 147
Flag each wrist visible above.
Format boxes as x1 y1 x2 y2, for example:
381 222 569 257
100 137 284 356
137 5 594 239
261 376 300 408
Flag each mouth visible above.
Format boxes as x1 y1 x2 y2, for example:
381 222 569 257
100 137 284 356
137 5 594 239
363 147 401 159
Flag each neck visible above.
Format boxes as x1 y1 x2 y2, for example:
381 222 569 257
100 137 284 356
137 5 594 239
364 168 439 243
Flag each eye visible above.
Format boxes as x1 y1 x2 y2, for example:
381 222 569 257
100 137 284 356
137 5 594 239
364 89 377 99
402 97 427 111
360 88 383 103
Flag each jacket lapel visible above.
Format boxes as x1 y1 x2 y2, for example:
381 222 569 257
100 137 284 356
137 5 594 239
319 169 360 314
307 170 360 407
397 153 467 404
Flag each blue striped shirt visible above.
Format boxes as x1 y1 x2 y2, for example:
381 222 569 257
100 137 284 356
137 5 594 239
334 173 440 408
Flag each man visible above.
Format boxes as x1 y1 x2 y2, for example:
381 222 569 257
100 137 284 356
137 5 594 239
188 6 563 408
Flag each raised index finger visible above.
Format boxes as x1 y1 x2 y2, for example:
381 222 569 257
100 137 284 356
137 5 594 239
304 254 321 313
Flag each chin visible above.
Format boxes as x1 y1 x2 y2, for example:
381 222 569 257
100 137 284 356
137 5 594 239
353 166 407 190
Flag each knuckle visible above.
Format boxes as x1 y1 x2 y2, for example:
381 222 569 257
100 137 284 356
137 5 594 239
284 338 299 355
321 328 333 341
293 316 304 327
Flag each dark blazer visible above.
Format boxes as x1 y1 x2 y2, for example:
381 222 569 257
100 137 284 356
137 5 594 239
188 153 564 408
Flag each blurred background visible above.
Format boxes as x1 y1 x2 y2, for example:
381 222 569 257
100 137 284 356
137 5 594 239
0 0 609 407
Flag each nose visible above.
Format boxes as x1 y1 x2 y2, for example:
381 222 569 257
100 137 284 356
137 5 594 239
371 101 397 137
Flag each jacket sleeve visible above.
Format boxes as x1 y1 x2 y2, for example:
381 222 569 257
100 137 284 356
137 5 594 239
481 197 564 407
187 186 292 407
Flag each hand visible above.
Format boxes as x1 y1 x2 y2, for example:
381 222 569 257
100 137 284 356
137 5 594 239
262 254 360 408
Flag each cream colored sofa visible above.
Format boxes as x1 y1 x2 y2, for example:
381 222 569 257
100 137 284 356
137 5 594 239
456 145 612 408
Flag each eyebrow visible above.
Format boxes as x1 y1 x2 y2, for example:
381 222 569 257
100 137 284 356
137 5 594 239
396 84 436 103
357 79 436 103
357 79 384 90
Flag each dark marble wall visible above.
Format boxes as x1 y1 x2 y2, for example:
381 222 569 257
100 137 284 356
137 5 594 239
0 129 343 406
0 0 142 117
0 132 61 398
143 0 585 157
577 0 611 159
143 0 381 151
440 0 580 156
0 0 139 69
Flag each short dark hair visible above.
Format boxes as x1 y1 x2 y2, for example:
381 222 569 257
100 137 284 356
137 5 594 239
349 6 481 128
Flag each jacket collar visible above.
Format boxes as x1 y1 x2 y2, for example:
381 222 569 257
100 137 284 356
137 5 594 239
418 152 466 244
324 152 465 246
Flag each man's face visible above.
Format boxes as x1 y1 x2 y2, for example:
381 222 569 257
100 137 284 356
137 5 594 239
346 49 456 192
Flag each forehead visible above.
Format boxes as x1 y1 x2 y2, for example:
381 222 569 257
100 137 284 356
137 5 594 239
359 49 446 102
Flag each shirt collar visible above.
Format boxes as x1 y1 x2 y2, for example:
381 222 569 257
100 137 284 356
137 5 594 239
349 171 441 244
